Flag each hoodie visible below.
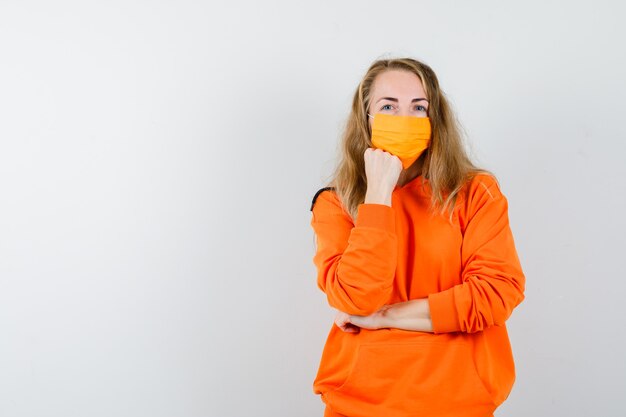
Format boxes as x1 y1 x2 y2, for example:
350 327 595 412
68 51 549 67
310 173 525 417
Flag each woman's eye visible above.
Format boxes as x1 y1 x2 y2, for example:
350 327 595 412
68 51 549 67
381 104 394 111
415 105 427 112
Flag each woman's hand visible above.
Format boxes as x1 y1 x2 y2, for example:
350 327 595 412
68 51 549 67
364 148 402 206
334 304 394 332
334 310 360 333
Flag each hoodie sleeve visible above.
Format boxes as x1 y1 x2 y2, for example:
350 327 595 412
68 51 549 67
310 190 398 316
428 175 526 333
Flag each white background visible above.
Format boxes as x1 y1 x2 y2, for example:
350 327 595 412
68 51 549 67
1 1 625 416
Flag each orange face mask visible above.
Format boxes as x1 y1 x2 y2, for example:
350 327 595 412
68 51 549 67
369 113 432 169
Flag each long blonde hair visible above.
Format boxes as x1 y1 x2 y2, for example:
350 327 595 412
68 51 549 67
327 57 492 222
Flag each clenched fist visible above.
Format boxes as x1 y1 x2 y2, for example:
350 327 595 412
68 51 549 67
364 148 402 206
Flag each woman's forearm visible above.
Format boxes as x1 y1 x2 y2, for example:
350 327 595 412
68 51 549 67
381 298 434 332
346 297 435 332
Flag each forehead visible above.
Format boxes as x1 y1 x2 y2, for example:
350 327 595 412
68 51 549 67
371 69 426 99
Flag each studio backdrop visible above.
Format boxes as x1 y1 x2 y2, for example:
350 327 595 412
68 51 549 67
0 1 624 416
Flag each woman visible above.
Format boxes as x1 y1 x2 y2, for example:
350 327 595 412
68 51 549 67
309 57 526 417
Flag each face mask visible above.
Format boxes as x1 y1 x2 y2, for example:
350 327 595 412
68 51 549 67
368 113 432 169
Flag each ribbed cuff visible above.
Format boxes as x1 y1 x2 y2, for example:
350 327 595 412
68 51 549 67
428 287 461 333
355 203 396 231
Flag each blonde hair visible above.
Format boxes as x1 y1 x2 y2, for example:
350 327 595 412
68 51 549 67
327 57 492 222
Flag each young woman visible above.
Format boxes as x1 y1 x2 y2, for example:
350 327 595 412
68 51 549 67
309 57 526 417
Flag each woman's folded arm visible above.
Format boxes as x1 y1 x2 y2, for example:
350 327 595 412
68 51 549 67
428 177 526 334
311 190 398 316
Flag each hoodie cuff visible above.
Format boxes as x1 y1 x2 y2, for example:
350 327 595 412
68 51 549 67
355 203 396 231
428 287 462 333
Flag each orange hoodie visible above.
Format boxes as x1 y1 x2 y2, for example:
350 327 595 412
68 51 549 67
310 173 525 417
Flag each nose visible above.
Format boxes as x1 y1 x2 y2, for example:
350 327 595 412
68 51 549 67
398 106 412 117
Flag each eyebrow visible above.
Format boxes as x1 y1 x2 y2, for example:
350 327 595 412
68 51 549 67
376 97 429 104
